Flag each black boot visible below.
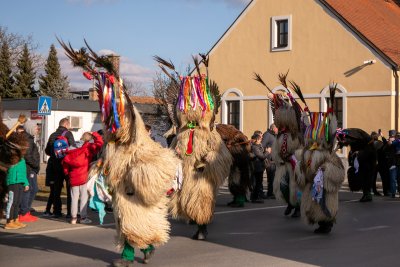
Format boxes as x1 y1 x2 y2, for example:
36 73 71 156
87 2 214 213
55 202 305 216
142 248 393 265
314 221 333 234
284 204 294 216
360 193 372 202
192 224 208 240
291 206 301 218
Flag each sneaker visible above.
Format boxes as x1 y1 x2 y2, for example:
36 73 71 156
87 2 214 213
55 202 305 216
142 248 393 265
71 217 77 225
42 211 53 217
19 212 38 222
14 219 27 228
4 221 22 230
80 218 92 224
66 214 72 219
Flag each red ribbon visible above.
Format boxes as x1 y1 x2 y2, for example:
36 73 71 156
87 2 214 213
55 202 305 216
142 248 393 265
186 129 194 155
83 71 93 80
327 107 333 114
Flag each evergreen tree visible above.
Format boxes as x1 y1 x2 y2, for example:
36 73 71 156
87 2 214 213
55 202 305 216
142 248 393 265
0 41 15 98
14 43 37 98
39 44 69 98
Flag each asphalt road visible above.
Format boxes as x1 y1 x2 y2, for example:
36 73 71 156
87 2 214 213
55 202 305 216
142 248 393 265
1 187 399 267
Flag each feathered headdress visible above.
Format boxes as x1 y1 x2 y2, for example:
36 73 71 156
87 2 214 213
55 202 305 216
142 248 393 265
303 82 338 150
154 54 220 126
253 71 304 131
57 37 131 135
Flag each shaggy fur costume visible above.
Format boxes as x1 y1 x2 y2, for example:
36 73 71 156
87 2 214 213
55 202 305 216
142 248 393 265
294 84 345 233
295 146 344 226
59 41 179 251
216 124 252 206
104 107 179 249
155 55 232 238
169 107 232 225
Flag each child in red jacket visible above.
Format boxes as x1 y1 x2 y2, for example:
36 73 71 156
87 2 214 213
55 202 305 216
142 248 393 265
62 131 103 224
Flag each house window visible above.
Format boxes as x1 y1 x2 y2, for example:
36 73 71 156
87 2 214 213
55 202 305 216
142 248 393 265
227 100 240 130
324 97 343 129
277 20 288 47
271 15 292 51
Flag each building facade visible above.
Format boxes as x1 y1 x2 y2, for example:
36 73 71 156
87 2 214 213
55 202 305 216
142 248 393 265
202 0 400 142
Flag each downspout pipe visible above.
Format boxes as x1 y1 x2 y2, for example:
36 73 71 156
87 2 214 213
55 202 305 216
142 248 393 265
394 67 400 130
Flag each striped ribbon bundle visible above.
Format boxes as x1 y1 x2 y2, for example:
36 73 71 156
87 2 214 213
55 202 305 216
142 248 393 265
83 71 125 133
177 75 214 115
304 112 331 143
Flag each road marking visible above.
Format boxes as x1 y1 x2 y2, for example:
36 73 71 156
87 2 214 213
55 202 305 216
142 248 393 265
357 225 389 231
288 236 324 242
215 205 286 215
228 232 262 235
0 223 115 239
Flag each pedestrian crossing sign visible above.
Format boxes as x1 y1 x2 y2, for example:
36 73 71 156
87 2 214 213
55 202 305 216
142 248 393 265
38 96 52 115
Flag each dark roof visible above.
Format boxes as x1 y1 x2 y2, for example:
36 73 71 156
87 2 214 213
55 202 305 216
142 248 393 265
322 0 400 68
1 98 159 115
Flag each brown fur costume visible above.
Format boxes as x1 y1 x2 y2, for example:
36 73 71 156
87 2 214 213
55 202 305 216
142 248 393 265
293 84 345 233
170 108 232 225
216 124 251 205
59 41 179 249
254 73 303 213
155 55 232 239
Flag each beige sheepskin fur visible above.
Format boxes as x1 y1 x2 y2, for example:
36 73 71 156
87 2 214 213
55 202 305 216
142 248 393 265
295 148 345 225
272 132 302 206
170 108 232 225
104 106 179 249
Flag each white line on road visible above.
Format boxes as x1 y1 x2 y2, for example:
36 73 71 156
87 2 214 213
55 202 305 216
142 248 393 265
357 225 389 231
1 223 115 239
214 205 286 215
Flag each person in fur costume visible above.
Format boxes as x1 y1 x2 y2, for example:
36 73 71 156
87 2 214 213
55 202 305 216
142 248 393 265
293 83 345 234
336 127 376 202
216 124 252 208
253 72 302 217
59 39 179 266
154 55 232 240
0 109 29 229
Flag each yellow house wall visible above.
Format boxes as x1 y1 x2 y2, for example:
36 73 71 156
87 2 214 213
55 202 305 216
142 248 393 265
347 96 392 135
208 0 395 134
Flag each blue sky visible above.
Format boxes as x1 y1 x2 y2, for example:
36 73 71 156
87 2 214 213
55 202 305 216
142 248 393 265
1 0 251 93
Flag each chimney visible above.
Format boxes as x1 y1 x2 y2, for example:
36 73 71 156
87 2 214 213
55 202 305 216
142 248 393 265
107 54 121 77
89 87 98 101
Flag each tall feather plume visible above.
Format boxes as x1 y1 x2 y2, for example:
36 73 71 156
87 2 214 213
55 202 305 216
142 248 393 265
153 55 180 78
192 55 202 77
329 82 337 109
56 36 92 71
289 80 307 107
209 80 221 113
278 69 290 90
84 39 116 75
199 53 209 79
199 53 209 68
253 72 273 93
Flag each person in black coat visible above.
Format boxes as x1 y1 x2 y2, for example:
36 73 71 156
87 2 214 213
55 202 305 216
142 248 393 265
17 125 40 221
261 124 278 199
251 133 270 203
44 118 76 217
337 128 376 202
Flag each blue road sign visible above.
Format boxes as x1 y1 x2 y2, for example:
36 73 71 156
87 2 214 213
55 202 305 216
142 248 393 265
38 96 52 115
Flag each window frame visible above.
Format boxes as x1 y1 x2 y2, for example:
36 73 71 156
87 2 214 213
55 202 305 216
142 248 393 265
227 100 240 130
271 15 292 52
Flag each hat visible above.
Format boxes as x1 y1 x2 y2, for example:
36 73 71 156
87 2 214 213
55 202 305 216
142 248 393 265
389 129 396 137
